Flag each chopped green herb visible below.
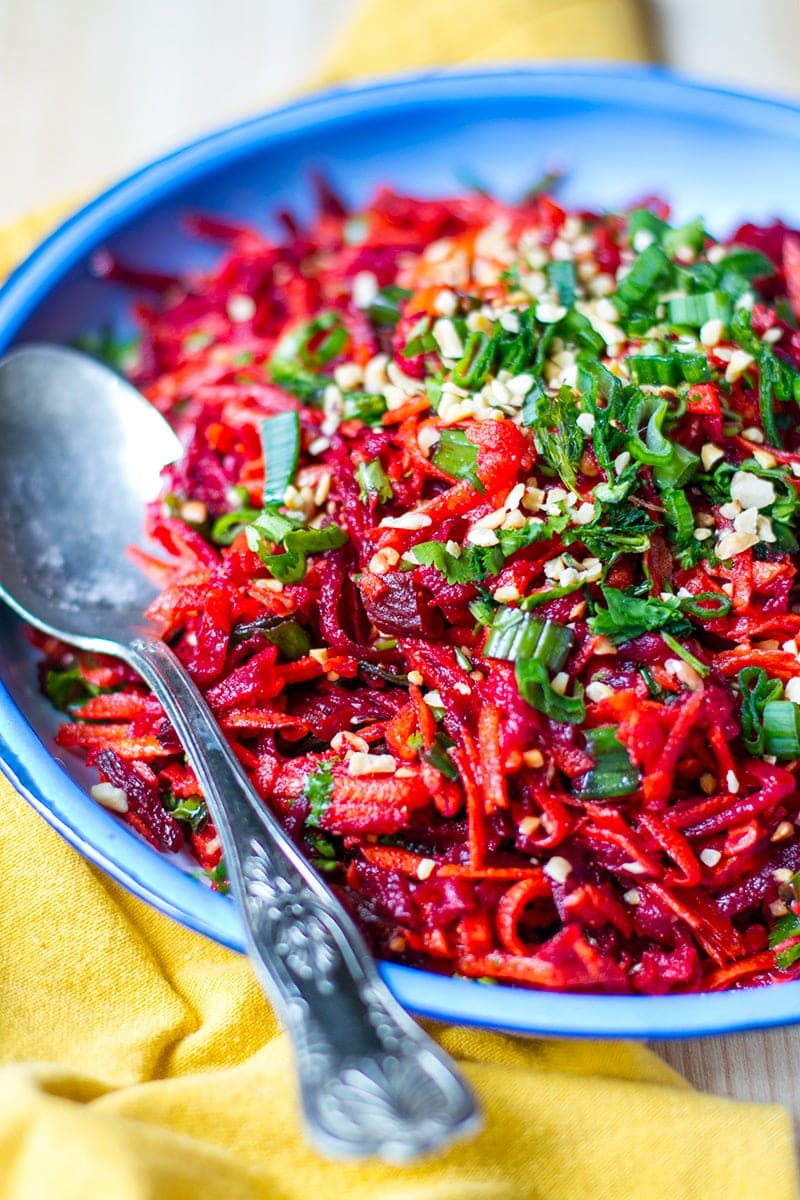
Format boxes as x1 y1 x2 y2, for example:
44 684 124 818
304 763 335 829
525 385 584 490
43 666 104 712
588 586 691 646
770 910 800 969
205 858 230 894
245 508 348 583
356 459 393 504
165 793 208 832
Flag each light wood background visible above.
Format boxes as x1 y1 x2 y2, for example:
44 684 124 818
4 0 800 1145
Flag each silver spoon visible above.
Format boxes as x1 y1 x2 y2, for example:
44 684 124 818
0 343 479 1162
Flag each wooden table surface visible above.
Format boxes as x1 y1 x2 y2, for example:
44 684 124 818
4 0 800 1149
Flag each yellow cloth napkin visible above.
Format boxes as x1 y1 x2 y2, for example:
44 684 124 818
0 2 797 1197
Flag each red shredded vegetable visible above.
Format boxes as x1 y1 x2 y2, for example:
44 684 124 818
35 179 800 993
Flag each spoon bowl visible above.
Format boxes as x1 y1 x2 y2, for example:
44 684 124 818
0 344 479 1162
0 345 180 648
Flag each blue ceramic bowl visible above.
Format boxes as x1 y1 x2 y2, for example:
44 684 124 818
3 65 800 1038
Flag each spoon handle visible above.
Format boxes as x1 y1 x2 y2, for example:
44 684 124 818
126 636 479 1162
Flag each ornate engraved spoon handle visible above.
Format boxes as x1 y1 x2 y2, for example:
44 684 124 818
127 636 479 1162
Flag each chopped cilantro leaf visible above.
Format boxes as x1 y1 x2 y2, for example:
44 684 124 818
588 586 691 646
304 763 335 829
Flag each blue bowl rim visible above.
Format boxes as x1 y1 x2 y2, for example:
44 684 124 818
3 62 800 1038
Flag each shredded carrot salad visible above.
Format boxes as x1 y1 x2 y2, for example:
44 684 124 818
34 179 800 992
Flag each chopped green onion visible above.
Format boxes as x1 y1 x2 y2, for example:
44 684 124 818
516 658 585 724
451 330 496 389
662 489 694 544
626 352 710 387
628 397 672 465
283 524 349 556
356 459 393 504
367 285 412 327
485 612 582 724
454 647 472 673
484 610 573 668
717 249 775 281
614 244 672 316
342 391 387 425
403 315 437 357
520 579 585 609
678 591 732 619
314 324 348 364
422 732 458 780
211 503 260 545
666 291 731 328
261 411 301 505
769 911 800 969
271 311 344 370
738 667 784 756
432 429 483 488
546 261 577 307
575 726 639 798
775 939 800 970
469 595 496 627
763 700 800 760
627 208 668 244
653 442 700 491
662 217 707 258
660 631 709 678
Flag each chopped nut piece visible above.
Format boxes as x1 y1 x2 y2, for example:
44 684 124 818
466 526 500 547
90 783 128 813
543 856 573 883
730 471 776 510
716 529 759 559
347 752 397 777
368 547 401 575
586 681 614 702
380 512 433 530
771 821 795 843
701 443 725 471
